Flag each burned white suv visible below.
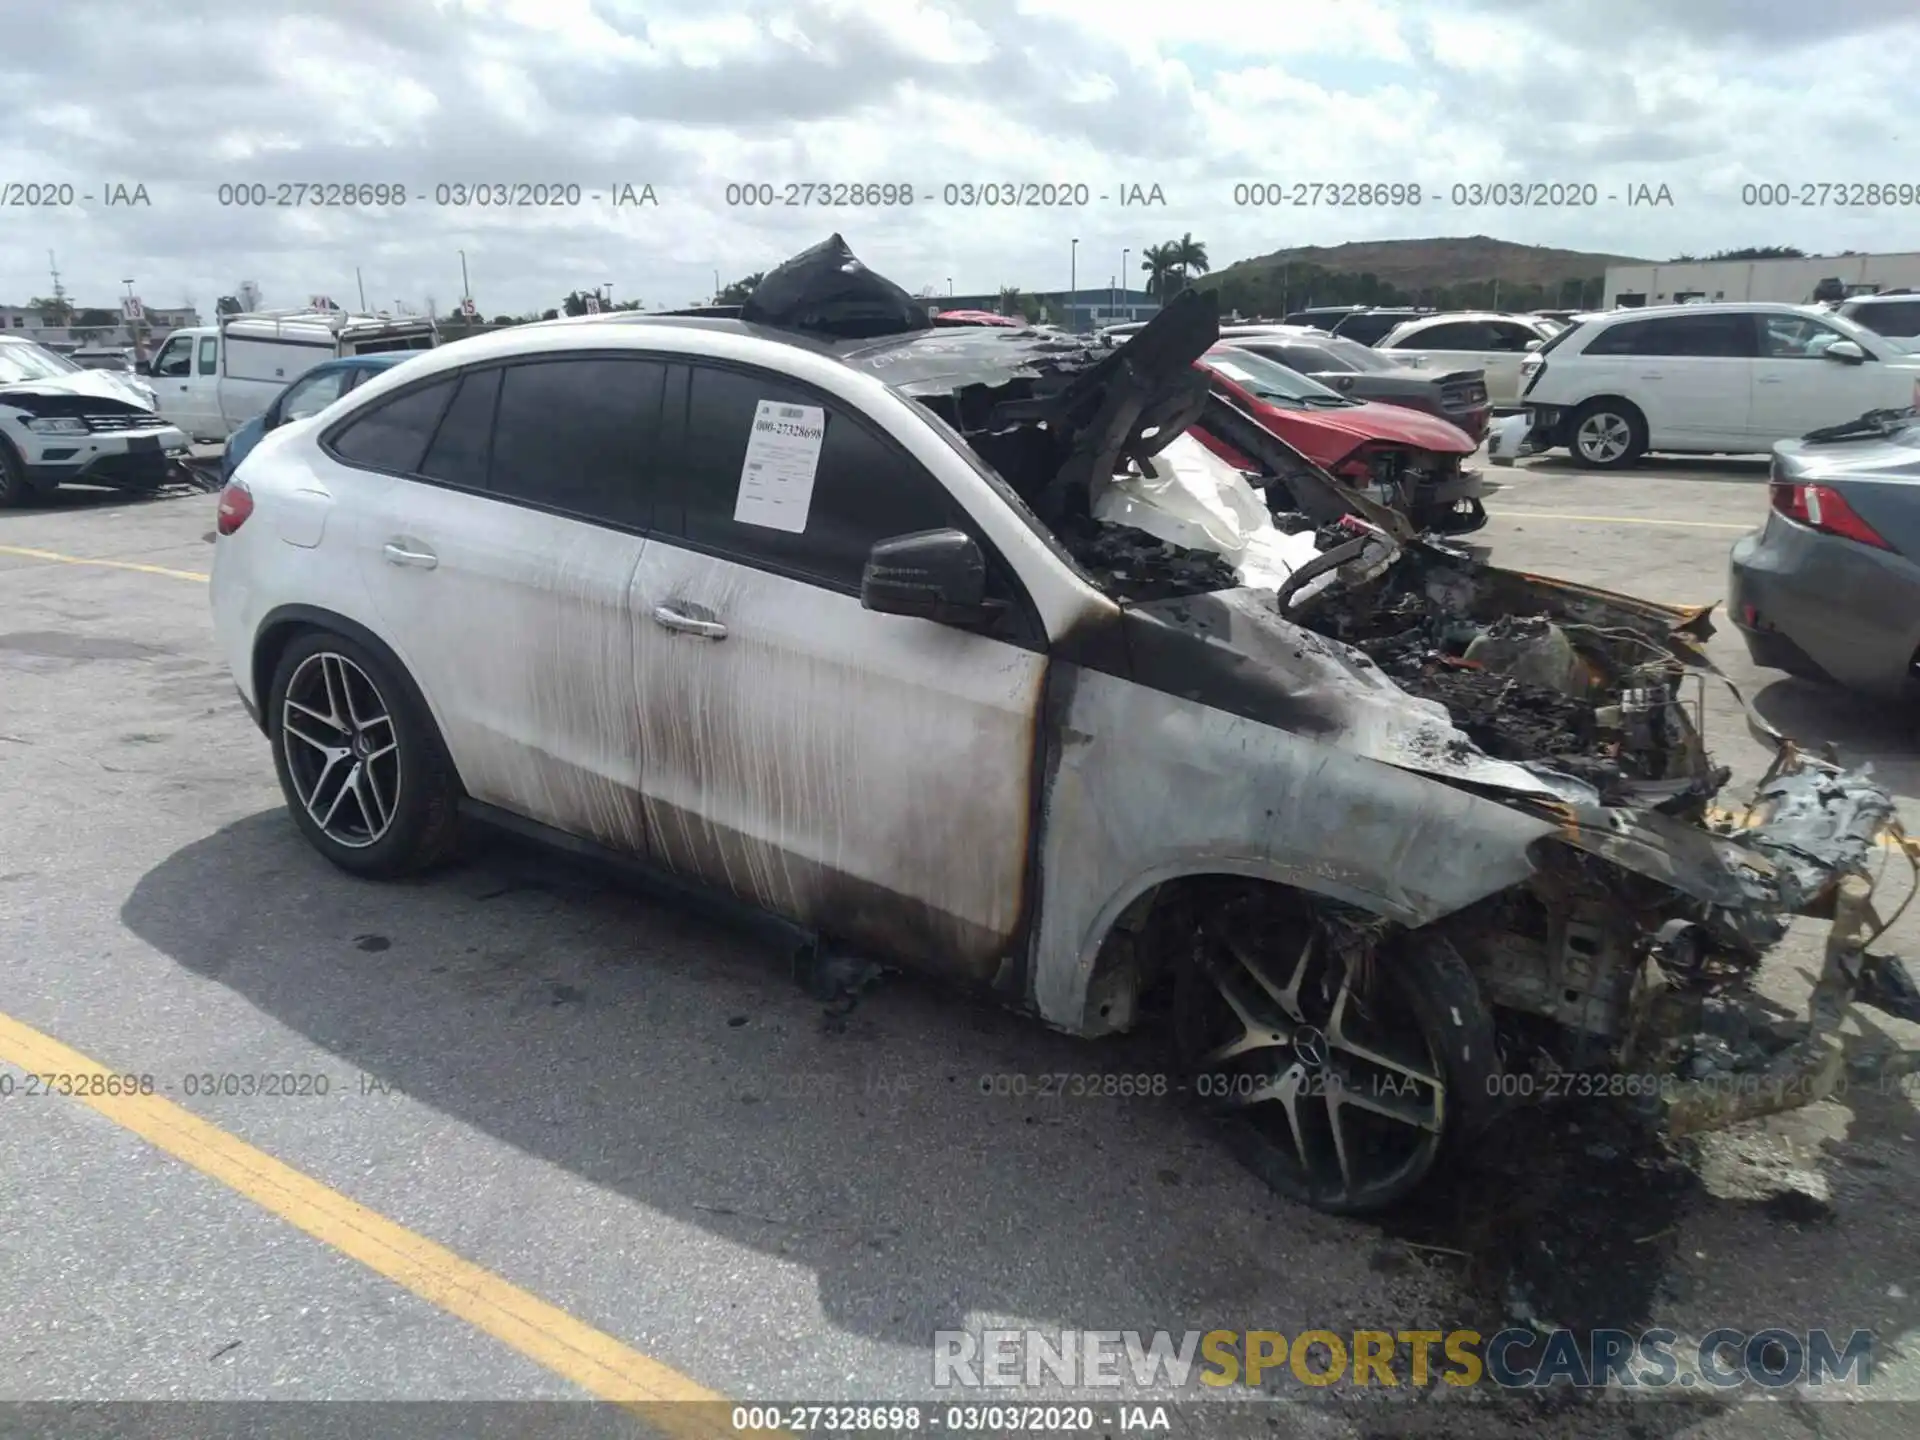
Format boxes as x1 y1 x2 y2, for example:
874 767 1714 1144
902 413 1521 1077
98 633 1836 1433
210 238 1916 1213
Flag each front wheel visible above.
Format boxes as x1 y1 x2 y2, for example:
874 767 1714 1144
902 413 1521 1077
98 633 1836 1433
1175 894 1498 1213
0 440 34 508
266 630 464 878
1568 400 1646 470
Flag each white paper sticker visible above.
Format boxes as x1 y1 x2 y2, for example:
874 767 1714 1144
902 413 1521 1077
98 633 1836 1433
733 400 826 533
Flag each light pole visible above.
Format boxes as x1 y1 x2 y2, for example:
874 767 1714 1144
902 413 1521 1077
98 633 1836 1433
1121 248 1129 316
1069 238 1078 332
947 277 953 296
1108 274 1115 326
459 249 470 300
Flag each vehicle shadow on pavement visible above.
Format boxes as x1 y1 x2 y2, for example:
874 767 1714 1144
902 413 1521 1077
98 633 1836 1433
1751 677 1920 801
121 811 1918 1413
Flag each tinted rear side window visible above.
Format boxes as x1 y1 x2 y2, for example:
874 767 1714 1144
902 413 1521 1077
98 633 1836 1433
329 379 458 472
1587 314 1753 358
1848 300 1920 336
419 368 500 489
489 358 668 529
673 363 963 590
1330 316 1388 345
1394 321 1489 349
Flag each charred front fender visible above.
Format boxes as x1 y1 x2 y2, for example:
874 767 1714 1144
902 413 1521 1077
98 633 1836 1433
1029 660 1561 1036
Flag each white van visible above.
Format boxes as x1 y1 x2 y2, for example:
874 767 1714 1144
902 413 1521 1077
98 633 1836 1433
142 310 436 441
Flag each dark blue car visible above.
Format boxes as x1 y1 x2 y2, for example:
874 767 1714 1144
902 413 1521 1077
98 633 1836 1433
222 353 419 480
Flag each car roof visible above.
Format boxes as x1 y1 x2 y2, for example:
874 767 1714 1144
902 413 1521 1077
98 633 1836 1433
1587 301 1835 322
1840 291 1918 305
1396 311 1541 326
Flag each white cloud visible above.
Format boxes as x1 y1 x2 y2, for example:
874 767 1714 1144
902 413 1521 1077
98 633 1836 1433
0 0 1912 316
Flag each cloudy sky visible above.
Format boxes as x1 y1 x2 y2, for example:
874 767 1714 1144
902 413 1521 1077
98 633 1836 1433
2 0 1914 318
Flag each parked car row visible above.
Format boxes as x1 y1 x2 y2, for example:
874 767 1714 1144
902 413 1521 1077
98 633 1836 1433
1490 302 1920 469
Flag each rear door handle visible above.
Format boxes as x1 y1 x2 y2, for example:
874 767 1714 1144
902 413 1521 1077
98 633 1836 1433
1637 372 1664 380
1756 376 1783 385
652 604 727 640
383 540 438 569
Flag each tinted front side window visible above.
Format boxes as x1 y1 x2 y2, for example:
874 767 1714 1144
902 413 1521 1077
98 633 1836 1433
1485 322 1543 350
676 364 961 590
281 369 349 422
488 358 667 529
1648 314 1753 357
329 378 458 472
1760 315 1852 358
153 338 192 377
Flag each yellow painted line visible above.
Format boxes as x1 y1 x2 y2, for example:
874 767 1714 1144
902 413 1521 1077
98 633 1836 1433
0 543 209 583
1486 510 1751 532
0 1009 744 1438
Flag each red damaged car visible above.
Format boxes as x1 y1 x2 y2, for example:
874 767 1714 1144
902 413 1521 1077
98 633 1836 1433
1193 346 1487 535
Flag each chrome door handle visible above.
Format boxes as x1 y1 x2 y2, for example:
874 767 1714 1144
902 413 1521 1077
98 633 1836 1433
652 604 727 639
383 541 438 569
1756 376 1783 384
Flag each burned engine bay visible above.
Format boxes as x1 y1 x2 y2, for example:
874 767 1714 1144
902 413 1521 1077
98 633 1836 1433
772 236 1920 1125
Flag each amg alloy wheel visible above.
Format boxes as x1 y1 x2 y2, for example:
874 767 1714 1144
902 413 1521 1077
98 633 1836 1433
281 650 400 848
267 630 464 877
1176 895 1496 1213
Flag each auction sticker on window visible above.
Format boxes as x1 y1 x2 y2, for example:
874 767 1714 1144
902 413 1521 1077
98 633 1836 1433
734 400 826 532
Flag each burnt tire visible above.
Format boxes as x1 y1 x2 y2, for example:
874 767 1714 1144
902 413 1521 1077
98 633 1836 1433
1176 909 1499 1215
1567 399 1646 470
266 629 464 879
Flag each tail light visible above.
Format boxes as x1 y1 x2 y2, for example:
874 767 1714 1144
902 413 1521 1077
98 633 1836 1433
215 479 254 536
1770 480 1891 549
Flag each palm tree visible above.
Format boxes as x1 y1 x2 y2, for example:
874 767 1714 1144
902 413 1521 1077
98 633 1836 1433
1173 232 1209 288
996 284 1025 318
1140 243 1179 298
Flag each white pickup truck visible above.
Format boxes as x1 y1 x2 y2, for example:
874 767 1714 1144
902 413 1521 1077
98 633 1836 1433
142 310 436 442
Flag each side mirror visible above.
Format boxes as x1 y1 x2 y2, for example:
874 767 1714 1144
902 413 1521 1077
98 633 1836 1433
1823 340 1867 364
861 528 1000 627
1524 339 1543 352
134 359 152 375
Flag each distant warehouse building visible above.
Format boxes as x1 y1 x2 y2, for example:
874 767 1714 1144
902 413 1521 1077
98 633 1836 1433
943 288 1159 331
1603 251 1920 308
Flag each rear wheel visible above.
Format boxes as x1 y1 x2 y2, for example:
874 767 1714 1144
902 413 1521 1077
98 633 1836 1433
1175 891 1497 1213
266 630 464 877
1568 399 1646 470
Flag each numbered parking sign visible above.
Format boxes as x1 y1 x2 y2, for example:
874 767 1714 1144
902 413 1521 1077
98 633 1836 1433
122 296 144 320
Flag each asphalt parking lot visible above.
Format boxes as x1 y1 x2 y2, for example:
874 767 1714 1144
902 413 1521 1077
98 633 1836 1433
2 454 1918 1439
